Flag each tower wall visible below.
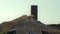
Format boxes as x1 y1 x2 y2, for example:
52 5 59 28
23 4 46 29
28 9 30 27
31 5 38 20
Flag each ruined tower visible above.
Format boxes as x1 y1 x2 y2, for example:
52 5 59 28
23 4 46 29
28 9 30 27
31 5 38 20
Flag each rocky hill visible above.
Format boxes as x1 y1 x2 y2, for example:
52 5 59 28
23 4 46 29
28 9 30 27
0 15 60 34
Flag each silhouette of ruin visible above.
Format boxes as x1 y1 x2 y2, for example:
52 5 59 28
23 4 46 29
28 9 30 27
1 5 60 34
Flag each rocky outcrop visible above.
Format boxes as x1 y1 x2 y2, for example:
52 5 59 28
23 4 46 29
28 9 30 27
0 15 60 34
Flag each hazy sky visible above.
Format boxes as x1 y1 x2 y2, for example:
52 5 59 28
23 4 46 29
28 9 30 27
0 0 60 24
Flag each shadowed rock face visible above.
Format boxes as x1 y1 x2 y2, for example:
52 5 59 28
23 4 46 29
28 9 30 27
42 31 51 34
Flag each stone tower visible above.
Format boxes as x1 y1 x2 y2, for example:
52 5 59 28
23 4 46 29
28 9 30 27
31 5 38 20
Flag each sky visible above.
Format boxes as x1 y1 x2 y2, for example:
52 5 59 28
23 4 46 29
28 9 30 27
0 0 60 24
